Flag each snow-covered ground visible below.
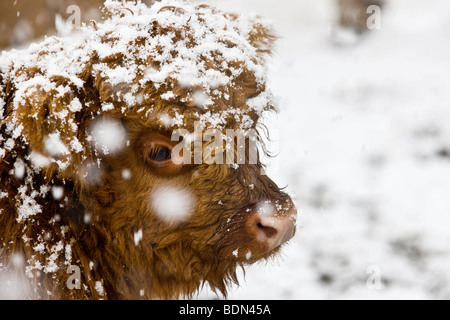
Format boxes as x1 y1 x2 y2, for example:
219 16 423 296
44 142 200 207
196 0 450 300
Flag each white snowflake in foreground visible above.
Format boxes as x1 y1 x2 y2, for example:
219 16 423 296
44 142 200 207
89 117 127 155
121 168 132 180
13 158 25 180
51 186 64 201
149 185 195 226
44 133 69 156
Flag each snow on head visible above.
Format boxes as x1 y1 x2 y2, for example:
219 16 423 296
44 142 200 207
193 90 213 109
149 185 195 226
94 0 275 123
0 0 276 181
29 152 51 171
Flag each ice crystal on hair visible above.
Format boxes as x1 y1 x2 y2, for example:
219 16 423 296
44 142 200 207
95 281 105 297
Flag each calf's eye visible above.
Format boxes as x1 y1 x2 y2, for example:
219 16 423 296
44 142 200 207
140 133 185 175
148 145 172 162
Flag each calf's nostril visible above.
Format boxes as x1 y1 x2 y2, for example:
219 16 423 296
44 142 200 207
256 221 278 238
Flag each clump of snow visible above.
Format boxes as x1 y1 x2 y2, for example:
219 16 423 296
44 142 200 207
0 97 5 118
149 185 194 225
95 281 105 297
64 244 72 266
44 133 69 156
43 241 64 274
24 234 72 281
67 97 82 113
28 152 51 171
160 91 176 101
193 90 213 109
16 185 42 223
101 103 115 112
4 139 15 151
70 138 83 153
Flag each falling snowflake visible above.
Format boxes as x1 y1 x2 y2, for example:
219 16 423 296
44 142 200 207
89 117 127 155
149 185 194 225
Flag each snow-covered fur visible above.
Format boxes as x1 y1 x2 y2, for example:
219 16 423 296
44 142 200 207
0 0 293 299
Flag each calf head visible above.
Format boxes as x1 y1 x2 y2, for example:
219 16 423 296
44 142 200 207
0 0 297 299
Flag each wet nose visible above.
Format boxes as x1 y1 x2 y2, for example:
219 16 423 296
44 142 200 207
247 206 297 251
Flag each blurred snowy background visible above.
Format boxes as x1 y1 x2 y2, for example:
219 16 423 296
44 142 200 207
196 0 450 300
2 0 450 299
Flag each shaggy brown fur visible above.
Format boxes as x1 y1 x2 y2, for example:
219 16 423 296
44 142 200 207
0 1 296 299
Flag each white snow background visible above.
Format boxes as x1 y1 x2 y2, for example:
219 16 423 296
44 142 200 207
195 0 450 300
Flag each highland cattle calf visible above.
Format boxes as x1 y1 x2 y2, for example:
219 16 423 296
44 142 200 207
0 0 297 299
